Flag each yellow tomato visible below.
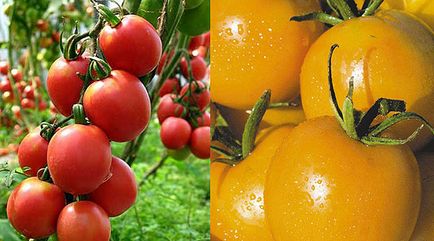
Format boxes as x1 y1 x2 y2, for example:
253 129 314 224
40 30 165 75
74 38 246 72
211 0 323 110
265 116 420 241
411 152 434 241
300 9 434 150
211 125 294 241
260 105 305 129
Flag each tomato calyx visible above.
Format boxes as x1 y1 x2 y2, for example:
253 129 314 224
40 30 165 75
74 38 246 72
94 1 122 27
291 0 383 25
328 44 434 145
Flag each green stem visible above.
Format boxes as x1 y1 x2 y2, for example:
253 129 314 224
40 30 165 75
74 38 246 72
72 104 86 124
291 13 343 26
362 0 384 16
138 152 169 186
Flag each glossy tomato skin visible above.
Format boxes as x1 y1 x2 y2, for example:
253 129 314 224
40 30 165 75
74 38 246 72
99 15 162 77
160 117 192 149
264 117 420 241
47 56 90 116
260 105 305 129
211 0 323 109
189 126 210 159
178 0 210 36
196 111 210 127
181 56 207 80
47 124 112 195
157 94 186 123
158 78 181 97
21 98 35 109
18 129 48 176
0 78 12 92
0 61 9 75
57 201 111 241
180 81 210 111
189 35 205 51
7 177 65 239
211 125 294 241
84 70 151 142
300 10 434 150
89 156 137 217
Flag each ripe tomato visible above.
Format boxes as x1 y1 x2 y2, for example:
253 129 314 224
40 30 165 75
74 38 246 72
0 61 9 75
84 70 151 142
36 19 49 32
47 56 90 116
178 0 210 36
264 117 420 241
89 156 137 217
189 35 205 51
203 32 210 47
22 86 34 99
0 78 12 92
300 10 434 150
21 98 35 109
39 100 48 110
158 78 181 97
189 126 210 159
160 117 192 149
196 111 210 127
57 201 111 241
18 129 48 176
7 177 65 239
157 94 186 123
47 124 112 195
410 152 434 240
211 0 323 109
52 31 61 42
168 146 191 160
99 15 162 77
10 69 22 81
180 81 210 111
180 56 207 80
260 105 305 129
211 125 294 240
11 105 21 119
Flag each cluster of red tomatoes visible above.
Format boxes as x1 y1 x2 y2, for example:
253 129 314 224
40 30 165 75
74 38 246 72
157 33 211 160
7 14 162 240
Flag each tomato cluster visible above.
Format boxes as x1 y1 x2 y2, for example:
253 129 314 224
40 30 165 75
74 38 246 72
157 33 211 160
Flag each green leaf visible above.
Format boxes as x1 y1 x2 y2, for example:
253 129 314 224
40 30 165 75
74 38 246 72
0 219 21 241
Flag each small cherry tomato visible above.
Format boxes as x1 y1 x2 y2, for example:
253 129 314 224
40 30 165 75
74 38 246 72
52 31 61 42
189 35 205 51
47 124 112 195
36 19 49 32
40 37 53 48
21 98 35 109
203 32 210 47
181 56 207 80
11 69 22 81
11 105 21 119
180 81 210 111
159 78 181 97
3 91 14 103
38 100 48 110
18 129 48 176
157 94 186 123
84 70 151 142
89 156 137 217
196 111 210 127
189 126 210 159
160 117 192 149
0 61 9 75
7 177 65 239
47 56 90 116
0 78 12 92
57 201 111 241
99 15 162 77
22 86 34 99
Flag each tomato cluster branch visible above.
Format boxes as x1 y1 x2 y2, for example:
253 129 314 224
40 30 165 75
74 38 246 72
138 152 169 186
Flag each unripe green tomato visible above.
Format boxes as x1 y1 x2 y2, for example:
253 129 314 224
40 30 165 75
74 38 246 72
137 0 163 28
177 0 210 36
168 146 191 161
185 0 204 9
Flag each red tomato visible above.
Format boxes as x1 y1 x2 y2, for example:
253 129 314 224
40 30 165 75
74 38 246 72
189 35 205 51
157 94 186 123
0 61 9 75
21 98 35 109
0 78 12 92
180 81 210 111
181 56 207 80
23 86 34 99
57 201 111 241
196 111 211 127
89 156 137 217
39 100 48 110
3 91 14 103
18 129 48 176
11 105 21 119
11 69 22 81
83 70 151 142
40 37 53 48
52 31 61 42
7 177 65 239
47 124 112 195
0 148 9 156
189 126 210 159
33 76 42 88
160 117 192 149
203 32 210 47
36 19 49 32
15 81 26 93
159 78 181 97
99 15 162 77
47 56 90 116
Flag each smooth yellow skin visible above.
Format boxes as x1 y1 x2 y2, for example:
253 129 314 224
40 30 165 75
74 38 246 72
411 152 434 241
260 105 305 129
355 0 434 29
265 116 420 241
300 10 434 150
211 0 323 110
211 125 294 241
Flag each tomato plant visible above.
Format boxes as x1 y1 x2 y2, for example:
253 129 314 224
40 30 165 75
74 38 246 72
17 129 48 176
178 0 210 36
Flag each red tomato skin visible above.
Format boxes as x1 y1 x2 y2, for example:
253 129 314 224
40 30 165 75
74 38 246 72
203 32 210 47
23 86 35 99
159 78 181 97
11 69 22 81
0 78 12 92
47 124 112 195
18 130 48 176
7 177 65 239
157 94 186 123
181 56 207 80
99 15 162 77
21 98 35 109
57 201 111 241
189 35 205 51
196 111 210 127
83 70 151 142
189 126 210 159
89 156 137 217
160 117 192 149
180 81 210 111
0 61 9 75
47 56 90 116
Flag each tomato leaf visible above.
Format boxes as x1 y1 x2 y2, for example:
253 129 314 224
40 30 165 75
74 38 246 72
0 219 21 241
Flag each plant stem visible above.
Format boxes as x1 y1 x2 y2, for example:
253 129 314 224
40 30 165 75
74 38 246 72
139 152 169 186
